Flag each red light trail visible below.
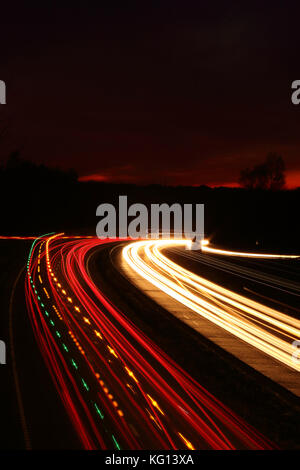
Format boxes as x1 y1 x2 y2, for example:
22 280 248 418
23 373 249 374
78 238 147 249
24 234 273 449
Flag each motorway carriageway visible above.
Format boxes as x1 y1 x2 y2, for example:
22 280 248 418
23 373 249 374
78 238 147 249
24 234 275 450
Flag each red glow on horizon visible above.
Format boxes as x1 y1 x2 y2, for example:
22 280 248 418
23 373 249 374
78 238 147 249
78 169 300 189
285 170 300 189
79 173 109 182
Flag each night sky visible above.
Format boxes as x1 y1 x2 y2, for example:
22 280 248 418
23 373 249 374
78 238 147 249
1 2 300 187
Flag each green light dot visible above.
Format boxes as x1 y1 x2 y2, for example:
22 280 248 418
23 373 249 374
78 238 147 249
94 403 104 419
81 378 89 391
112 435 121 450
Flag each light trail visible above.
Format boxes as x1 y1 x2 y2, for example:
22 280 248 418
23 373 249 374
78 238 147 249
24 234 273 450
171 246 300 297
199 240 300 259
0 235 38 240
123 240 300 371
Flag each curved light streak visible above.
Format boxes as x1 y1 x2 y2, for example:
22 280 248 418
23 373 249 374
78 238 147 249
25 234 272 450
200 240 299 259
123 240 300 371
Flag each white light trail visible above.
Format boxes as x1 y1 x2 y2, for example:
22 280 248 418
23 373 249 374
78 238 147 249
123 240 300 371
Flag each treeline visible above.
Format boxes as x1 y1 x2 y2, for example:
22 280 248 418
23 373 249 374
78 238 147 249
0 153 299 252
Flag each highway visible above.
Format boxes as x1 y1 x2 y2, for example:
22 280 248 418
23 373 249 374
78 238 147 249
24 234 274 450
123 240 300 372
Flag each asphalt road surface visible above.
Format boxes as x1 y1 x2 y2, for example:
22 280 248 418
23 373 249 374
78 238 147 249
1 235 300 449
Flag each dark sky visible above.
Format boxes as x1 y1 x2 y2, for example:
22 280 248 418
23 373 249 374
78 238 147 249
1 2 300 187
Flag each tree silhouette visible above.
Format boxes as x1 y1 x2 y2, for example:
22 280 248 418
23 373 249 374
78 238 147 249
239 153 285 190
